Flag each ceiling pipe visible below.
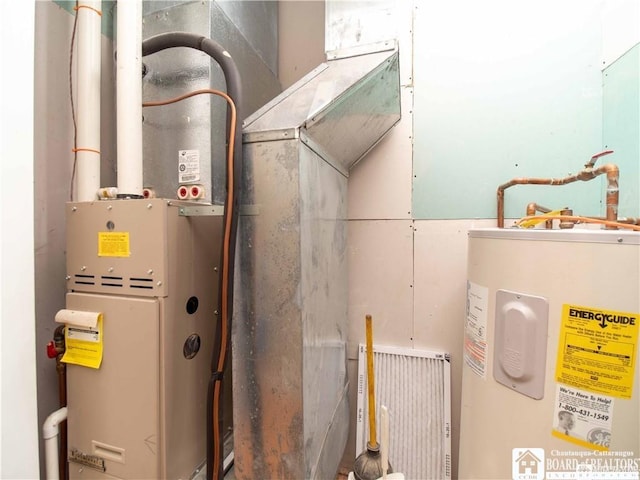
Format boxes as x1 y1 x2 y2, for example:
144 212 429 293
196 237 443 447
76 0 102 202
497 150 619 229
116 0 143 198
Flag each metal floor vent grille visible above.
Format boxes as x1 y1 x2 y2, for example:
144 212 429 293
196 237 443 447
356 345 452 480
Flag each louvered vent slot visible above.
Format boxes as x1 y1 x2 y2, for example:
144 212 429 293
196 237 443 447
74 274 95 285
100 276 123 287
356 345 452 480
130 277 154 290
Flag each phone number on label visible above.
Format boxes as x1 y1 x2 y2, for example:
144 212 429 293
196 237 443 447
559 403 609 421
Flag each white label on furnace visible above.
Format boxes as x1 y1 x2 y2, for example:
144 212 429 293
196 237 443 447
178 149 200 183
67 325 100 343
464 280 489 378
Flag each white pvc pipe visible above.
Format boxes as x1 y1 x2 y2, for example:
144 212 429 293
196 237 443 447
76 0 102 202
116 0 144 197
43 407 68 480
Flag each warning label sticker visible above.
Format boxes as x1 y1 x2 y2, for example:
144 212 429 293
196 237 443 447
464 281 489 378
98 232 130 257
555 304 638 399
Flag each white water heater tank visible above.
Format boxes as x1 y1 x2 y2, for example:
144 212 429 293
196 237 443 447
459 228 640 480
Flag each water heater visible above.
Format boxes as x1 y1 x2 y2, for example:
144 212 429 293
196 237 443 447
459 228 640 479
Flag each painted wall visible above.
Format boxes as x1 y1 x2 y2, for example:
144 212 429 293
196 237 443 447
0 1 40 478
278 1 325 90
413 0 607 220
603 44 640 215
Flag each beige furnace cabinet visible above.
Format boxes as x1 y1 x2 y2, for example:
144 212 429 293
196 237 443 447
63 199 224 479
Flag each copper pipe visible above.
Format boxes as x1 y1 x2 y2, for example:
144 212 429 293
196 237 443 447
526 203 552 215
56 360 68 480
558 208 575 229
497 150 618 228
589 216 640 225
526 203 554 229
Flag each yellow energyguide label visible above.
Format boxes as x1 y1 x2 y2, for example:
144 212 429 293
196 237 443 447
61 315 104 369
98 232 130 257
555 304 638 399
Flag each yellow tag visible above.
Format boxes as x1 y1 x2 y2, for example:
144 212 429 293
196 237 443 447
98 232 130 257
61 315 104 369
555 304 638 399
518 209 564 228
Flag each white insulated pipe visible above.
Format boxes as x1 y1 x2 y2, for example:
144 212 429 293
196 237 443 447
43 407 68 480
116 0 144 197
76 0 102 202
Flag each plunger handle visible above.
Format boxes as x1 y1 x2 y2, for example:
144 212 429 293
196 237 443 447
366 314 377 447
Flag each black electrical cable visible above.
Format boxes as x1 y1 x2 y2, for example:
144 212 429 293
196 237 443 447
141 32 242 480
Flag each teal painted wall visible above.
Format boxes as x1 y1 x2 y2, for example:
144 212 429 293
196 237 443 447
603 43 640 220
412 0 611 220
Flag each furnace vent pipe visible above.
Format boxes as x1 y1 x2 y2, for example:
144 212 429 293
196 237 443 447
497 150 619 229
76 0 102 202
43 407 68 480
116 0 143 197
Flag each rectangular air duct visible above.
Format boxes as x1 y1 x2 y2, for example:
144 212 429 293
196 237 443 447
356 345 452 480
233 49 401 480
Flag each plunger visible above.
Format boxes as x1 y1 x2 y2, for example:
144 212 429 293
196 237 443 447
353 314 392 480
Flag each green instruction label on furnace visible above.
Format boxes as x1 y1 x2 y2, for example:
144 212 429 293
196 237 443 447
555 304 638 399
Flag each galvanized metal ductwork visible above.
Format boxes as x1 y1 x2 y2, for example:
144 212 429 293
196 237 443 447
141 0 281 204
233 37 401 480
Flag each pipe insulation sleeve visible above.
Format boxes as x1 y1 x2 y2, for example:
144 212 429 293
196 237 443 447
141 33 242 111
